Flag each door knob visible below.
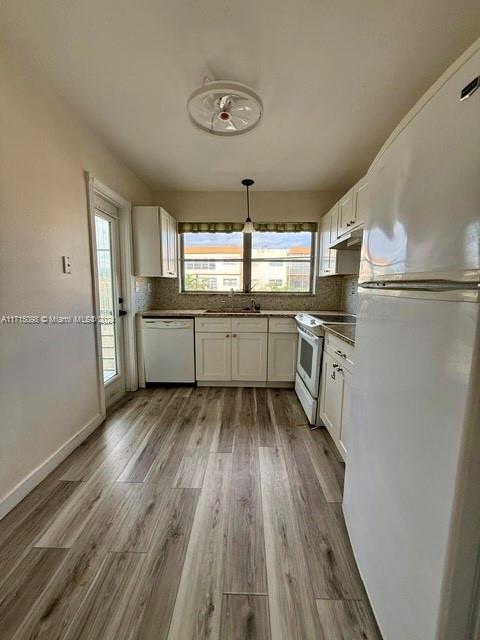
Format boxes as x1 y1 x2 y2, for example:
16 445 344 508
119 309 127 316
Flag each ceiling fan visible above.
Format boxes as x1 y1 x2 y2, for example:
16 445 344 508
187 79 263 136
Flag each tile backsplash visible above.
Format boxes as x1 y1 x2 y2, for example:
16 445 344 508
341 275 359 314
149 276 344 311
134 277 155 312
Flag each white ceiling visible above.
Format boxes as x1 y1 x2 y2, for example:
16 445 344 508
2 1 479 191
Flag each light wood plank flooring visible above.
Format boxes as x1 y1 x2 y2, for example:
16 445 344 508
0 387 381 639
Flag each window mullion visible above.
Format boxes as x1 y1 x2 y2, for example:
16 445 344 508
243 233 252 293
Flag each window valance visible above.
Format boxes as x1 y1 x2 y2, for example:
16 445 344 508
178 221 318 233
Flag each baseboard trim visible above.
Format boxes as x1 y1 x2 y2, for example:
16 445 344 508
0 411 105 520
196 380 294 388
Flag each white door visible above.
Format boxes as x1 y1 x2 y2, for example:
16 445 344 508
232 332 267 381
268 333 298 382
195 332 231 381
94 195 126 406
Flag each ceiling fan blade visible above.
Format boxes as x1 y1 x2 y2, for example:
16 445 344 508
230 104 253 113
232 116 250 126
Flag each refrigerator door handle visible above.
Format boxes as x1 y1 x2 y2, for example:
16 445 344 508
359 279 479 292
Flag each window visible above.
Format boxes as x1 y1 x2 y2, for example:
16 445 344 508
182 232 243 292
180 229 315 293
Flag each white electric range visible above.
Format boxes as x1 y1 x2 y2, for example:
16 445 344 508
294 312 356 426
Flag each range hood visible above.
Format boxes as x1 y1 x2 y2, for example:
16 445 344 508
331 227 363 250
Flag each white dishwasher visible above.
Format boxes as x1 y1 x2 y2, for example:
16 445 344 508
142 318 195 383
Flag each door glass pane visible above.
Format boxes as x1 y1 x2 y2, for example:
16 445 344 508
299 337 313 377
95 215 117 382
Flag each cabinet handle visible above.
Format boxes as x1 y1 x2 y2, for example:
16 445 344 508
331 371 336 380
346 222 351 227
332 363 339 369
335 349 346 358
337 367 343 374
350 220 355 224
226 334 230 338
232 334 237 337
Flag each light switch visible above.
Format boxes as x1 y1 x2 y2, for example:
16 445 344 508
62 256 72 274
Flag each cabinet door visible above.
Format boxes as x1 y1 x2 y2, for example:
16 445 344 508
353 175 368 229
231 332 267 381
339 368 352 460
167 213 178 277
338 188 355 237
268 333 298 382
132 206 162 276
195 332 231 381
320 352 345 447
318 213 332 276
159 209 177 278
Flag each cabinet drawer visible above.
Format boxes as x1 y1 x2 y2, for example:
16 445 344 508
324 332 355 370
231 317 268 333
268 317 297 333
195 317 232 333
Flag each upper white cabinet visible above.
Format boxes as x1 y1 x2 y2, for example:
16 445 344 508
338 188 355 237
318 205 361 277
319 211 333 275
336 175 369 240
132 206 177 277
352 174 368 229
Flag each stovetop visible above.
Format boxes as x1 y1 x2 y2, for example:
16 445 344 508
311 314 356 323
295 312 356 337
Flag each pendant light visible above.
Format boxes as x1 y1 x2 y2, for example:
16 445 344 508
242 178 255 233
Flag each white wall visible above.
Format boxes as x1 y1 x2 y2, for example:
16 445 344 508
0 47 152 516
154 190 343 222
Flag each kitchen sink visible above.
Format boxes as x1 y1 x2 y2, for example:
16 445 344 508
203 308 261 314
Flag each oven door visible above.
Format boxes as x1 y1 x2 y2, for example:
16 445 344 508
296 326 323 398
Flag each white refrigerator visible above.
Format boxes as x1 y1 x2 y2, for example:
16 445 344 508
343 39 480 640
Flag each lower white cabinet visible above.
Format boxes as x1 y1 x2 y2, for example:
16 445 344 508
195 331 268 382
195 332 231 381
267 333 298 382
232 333 267 381
320 352 345 445
319 338 354 461
339 367 352 459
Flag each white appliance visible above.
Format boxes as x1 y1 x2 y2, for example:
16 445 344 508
295 313 356 424
142 318 195 383
343 40 480 640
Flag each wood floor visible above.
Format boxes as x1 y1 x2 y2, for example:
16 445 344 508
0 387 381 639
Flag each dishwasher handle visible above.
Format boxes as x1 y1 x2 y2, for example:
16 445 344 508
143 319 193 330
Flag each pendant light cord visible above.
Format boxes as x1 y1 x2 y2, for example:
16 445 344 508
246 184 251 221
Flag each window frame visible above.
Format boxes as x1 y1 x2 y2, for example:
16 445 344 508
179 231 316 295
